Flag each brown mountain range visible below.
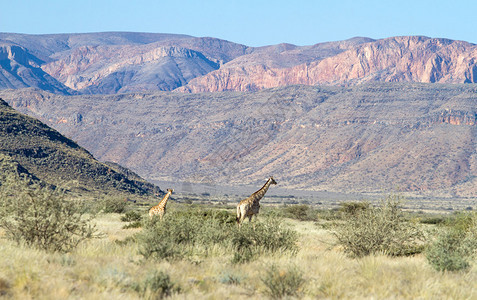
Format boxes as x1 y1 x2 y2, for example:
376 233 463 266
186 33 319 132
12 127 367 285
1 83 476 197
1 32 477 199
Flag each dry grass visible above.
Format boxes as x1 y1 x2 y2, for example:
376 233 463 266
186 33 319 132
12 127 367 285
1 211 477 299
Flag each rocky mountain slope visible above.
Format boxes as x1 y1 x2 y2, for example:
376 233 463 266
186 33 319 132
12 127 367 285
0 32 249 94
180 36 477 92
0 43 71 93
0 97 160 196
1 83 476 197
1 33 477 94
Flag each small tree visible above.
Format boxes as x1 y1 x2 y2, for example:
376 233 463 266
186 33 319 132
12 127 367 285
0 174 97 252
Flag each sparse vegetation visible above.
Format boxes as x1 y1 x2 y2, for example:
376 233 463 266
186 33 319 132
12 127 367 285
261 263 306 299
0 173 97 253
282 204 318 221
339 201 370 216
333 195 425 257
97 195 129 213
138 208 297 263
426 212 477 272
2 186 477 298
121 210 144 229
230 215 298 263
133 270 180 299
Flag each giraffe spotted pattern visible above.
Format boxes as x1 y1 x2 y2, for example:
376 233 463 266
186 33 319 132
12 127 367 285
149 188 173 219
236 177 277 226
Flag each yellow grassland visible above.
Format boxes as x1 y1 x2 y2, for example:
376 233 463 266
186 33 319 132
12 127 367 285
0 211 476 299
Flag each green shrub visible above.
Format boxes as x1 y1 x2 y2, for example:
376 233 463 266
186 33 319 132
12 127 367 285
121 210 143 229
261 263 306 299
121 210 143 222
137 208 298 263
445 212 475 232
333 195 424 257
138 208 231 260
316 208 341 221
98 195 128 213
283 204 317 221
339 201 370 216
0 175 97 252
419 216 447 225
426 230 473 272
426 212 477 272
133 270 180 299
230 216 298 263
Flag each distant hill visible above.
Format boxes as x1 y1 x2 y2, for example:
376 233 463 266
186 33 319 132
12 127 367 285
0 32 248 94
179 36 477 92
2 83 476 197
1 33 477 94
0 97 160 196
0 43 72 94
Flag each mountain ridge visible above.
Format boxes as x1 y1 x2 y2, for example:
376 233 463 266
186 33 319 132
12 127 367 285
2 83 476 197
0 97 160 197
3 32 477 94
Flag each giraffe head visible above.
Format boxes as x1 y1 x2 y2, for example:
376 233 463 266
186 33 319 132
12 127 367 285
270 177 277 185
167 189 174 193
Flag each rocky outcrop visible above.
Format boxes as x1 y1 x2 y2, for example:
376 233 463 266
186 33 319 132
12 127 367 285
0 44 71 93
3 33 477 94
42 45 220 93
180 36 477 92
0 32 248 94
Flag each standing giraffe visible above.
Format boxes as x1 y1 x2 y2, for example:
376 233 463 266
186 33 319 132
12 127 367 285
236 177 277 226
149 189 173 219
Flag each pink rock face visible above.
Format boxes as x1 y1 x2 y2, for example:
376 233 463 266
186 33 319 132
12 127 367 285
180 36 477 92
5 33 477 94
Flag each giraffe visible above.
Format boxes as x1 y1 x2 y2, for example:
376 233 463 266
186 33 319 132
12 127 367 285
236 177 277 226
149 188 173 219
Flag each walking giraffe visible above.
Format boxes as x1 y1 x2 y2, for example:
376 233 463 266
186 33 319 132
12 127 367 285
236 177 277 226
149 189 173 219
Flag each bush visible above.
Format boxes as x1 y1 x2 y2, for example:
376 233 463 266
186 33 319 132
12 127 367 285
339 201 370 216
0 174 97 252
426 212 477 272
133 270 180 299
426 230 473 272
333 195 424 257
121 210 143 222
419 216 447 225
283 204 317 221
231 216 298 263
137 208 298 263
121 210 143 229
262 263 306 299
97 195 128 213
138 208 231 260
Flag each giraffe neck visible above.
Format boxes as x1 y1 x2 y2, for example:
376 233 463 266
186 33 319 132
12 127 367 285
251 178 273 203
157 191 172 209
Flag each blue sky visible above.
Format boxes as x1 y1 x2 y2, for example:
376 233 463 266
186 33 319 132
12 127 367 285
1 0 476 47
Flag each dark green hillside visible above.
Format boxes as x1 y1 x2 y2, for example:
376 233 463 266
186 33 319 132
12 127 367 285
0 98 160 196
